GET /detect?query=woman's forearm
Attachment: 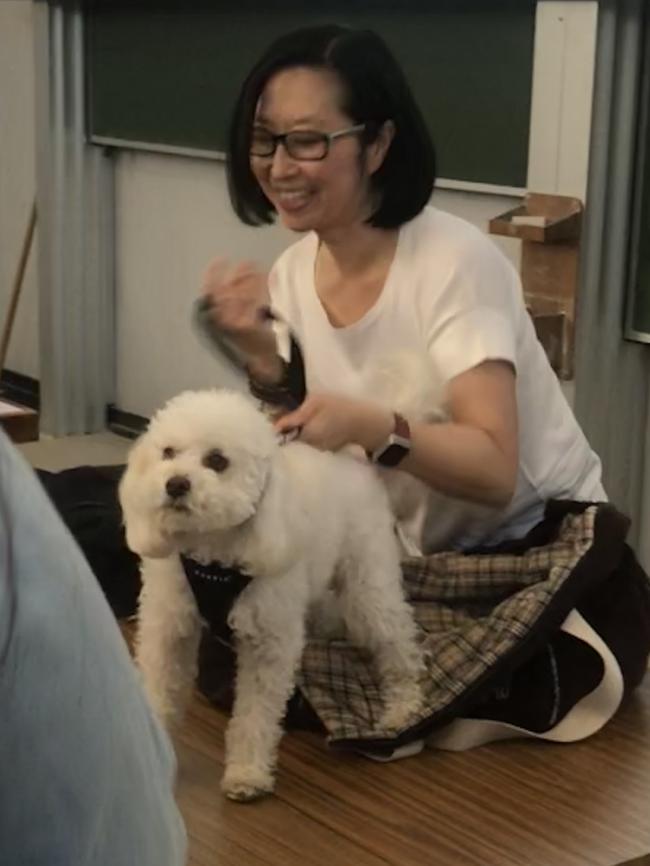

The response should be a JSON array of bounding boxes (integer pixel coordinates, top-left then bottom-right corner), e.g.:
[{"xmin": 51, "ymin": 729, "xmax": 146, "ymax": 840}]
[
  {"xmin": 400, "ymin": 420, "xmax": 517, "ymax": 508},
  {"xmin": 353, "ymin": 408, "xmax": 517, "ymax": 509},
  {"xmin": 352, "ymin": 361, "xmax": 519, "ymax": 509}
]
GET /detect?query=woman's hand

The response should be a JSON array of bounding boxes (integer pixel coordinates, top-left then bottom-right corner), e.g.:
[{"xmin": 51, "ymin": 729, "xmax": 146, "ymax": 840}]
[
  {"xmin": 200, "ymin": 258, "xmax": 280, "ymax": 379},
  {"xmin": 275, "ymin": 394, "xmax": 394, "ymax": 453},
  {"xmin": 273, "ymin": 364, "xmax": 518, "ymax": 509}
]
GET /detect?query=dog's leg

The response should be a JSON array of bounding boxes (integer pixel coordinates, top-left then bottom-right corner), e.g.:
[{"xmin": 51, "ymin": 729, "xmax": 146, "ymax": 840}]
[
  {"xmin": 339, "ymin": 537, "xmax": 424, "ymax": 733},
  {"xmin": 136, "ymin": 554, "xmax": 202, "ymax": 729},
  {"xmin": 221, "ymin": 576, "xmax": 306, "ymax": 802}
]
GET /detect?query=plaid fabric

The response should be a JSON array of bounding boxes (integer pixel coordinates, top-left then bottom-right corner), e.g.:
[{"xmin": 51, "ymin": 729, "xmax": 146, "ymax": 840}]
[{"xmin": 297, "ymin": 503, "xmax": 650, "ymax": 750}]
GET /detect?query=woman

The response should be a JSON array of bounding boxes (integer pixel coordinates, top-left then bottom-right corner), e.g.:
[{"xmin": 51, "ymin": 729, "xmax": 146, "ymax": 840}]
[
  {"xmin": 202, "ymin": 24, "xmax": 604, "ymax": 554},
  {"xmin": 193, "ymin": 24, "xmax": 650, "ymax": 754}
]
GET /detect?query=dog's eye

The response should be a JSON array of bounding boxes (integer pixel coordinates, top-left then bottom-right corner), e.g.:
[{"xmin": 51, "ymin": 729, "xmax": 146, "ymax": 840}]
[
  {"xmin": 162, "ymin": 447, "xmax": 176, "ymax": 460},
  {"xmin": 203, "ymin": 449, "xmax": 229, "ymax": 473}
]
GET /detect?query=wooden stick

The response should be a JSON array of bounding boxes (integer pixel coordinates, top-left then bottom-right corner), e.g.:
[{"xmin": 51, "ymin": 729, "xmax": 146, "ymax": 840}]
[{"xmin": 0, "ymin": 200, "xmax": 37, "ymax": 374}]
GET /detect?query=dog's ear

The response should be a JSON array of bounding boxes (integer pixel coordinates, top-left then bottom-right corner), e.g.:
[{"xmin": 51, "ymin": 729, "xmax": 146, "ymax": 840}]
[
  {"xmin": 119, "ymin": 436, "xmax": 175, "ymax": 559},
  {"xmin": 122, "ymin": 514, "xmax": 175, "ymax": 560}
]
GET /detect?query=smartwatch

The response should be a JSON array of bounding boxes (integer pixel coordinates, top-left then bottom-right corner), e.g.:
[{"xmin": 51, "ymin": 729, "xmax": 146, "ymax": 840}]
[{"xmin": 368, "ymin": 413, "xmax": 411, "ymax": 467}]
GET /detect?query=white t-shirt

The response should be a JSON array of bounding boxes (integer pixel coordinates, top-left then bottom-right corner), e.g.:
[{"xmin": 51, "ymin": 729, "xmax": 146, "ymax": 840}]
[{"xmin": 269, "ymin": 205, "xmax": 605, "ymax": 554}]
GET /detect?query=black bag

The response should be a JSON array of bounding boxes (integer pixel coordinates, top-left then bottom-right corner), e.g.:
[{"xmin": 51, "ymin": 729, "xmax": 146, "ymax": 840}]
[{"xmin": 36, "ymin": 465, "xmax": 141, "ymax": 619}]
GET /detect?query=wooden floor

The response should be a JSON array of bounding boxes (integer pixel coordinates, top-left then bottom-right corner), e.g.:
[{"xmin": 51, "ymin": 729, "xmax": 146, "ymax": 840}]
[{"xmin": 174, "ymin": 677, "xmax": 650, "ymax": 866}]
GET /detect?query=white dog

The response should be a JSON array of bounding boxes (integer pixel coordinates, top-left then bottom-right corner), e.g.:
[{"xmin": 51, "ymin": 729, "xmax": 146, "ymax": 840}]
[{"xmin": 119, "ymin": 389, "xmax": 423, "ymax": 801}]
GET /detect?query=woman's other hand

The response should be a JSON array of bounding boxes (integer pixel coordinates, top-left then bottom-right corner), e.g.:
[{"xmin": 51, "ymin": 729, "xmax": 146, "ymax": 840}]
[{"xmin": 200, "ymin": 258, "xmax": 280, "ymax": 379}]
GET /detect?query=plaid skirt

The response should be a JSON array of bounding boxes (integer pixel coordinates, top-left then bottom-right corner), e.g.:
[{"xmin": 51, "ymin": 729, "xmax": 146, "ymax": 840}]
[{"xmin": 197, "ymin": 500, "xmax": 650, "ymax": 758}]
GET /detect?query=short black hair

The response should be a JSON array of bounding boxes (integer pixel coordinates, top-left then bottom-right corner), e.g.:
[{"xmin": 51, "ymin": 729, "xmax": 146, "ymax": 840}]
[{"xmin": 227, "ymin": 24, "xmax": 436, "ymax": 229}]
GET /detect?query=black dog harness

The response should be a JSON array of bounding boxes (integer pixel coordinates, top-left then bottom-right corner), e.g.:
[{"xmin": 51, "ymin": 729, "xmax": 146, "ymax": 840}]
[
  {"xmin": 185, "ymin": 303, "xmax": 306, "ymax": 636},
  {"xmin": 180, "ymin": 556, "xmax": 252, "ymax": 636}
]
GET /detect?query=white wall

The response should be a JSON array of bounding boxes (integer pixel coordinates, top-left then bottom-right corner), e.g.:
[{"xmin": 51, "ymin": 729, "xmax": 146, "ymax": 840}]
[
  {"xmin": 115, "ymin": 152, "xmax": 292, "ymax": 416},
  {"xmin": 527, "ymin": 1, "xmax": 599, "ymax": 199},
  {"xmin": 0, "ymin": 1, "xmax": 38, "ymax": 378}
]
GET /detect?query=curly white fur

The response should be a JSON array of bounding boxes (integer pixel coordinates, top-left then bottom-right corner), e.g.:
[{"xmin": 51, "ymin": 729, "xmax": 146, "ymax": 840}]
[{"xmin": 119, "ymin": 389, "xmax": 423, "ymax": 801}]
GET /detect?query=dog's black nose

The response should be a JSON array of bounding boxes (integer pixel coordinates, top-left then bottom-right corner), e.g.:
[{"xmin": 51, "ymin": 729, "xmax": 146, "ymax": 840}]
[{"xmin": 166, "ymin": 475, "xmax": 191, "ymax": 499}]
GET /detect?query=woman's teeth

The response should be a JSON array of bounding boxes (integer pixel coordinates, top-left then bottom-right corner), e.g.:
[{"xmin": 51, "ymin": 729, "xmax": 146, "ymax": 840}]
[{"xmin": 276, "ymin": 190, "xmax": 310, "ymax": 206}]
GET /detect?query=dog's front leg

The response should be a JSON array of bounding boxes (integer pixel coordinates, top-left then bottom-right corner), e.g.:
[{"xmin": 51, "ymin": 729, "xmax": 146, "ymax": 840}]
[
  {"xmin": 136, "ymin": 554, "xmax": 202, "ymax": 729},
  {"xmin": 221, "ymin": 577, "xmax": 306, "ymax": 802}
]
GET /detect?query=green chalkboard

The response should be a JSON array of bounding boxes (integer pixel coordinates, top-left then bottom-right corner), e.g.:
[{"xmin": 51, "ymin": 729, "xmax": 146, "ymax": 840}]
[{"xmin": 85, "ymin": 0, "xmax": 536, "ymax": 187}]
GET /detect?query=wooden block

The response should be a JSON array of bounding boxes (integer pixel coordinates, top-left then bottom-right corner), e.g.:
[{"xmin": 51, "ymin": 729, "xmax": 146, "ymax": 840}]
[
  {"xmin": 529, "ymin": 310, "xmax": 573, "ymax": 379},
  {"xmin": 0, "ymin": 398, "xmax": 39, "ymax": 443},
  {"xmin": 521, "ymin": 240, "xmax": 580, "ymax": 310}
]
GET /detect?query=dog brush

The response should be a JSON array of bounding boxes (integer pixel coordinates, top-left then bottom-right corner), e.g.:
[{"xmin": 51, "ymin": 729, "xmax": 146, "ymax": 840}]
[{"xmin": 192, "ymin": 297, "xmax": 302, "ymax": 443}]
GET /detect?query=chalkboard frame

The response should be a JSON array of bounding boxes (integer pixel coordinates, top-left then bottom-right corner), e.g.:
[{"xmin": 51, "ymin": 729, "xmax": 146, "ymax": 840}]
[{"xmin": 625, "ymin": 3, "xmax": 650, "ymax": 343}]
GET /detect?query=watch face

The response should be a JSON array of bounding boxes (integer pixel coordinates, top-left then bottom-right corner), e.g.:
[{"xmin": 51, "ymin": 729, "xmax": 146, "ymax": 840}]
[{"xmin": 376, "ymin": 442, "xmax": 409, "ymax": 467}]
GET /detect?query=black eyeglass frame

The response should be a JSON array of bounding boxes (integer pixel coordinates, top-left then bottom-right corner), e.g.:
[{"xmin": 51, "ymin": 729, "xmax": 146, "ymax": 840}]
[{"xmin": 250, "ymin": 123, "xmax": 366, "ymax": 161}]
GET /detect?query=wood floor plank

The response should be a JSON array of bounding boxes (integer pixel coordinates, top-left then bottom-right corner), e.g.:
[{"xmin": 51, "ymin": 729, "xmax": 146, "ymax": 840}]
[{"xmin": 175, "ymin": 681, "xmax": 650, "ymax": 866}]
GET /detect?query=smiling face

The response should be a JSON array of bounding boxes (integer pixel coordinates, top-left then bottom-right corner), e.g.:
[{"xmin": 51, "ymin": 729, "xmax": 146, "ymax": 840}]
[{"xmin": 250, "ymin": 66, "xmax": 377, "ymax": 237}]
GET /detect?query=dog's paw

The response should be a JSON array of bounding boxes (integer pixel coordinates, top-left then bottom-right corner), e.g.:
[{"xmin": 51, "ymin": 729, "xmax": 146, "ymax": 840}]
[
  {"xmin": 379, "ymin": 684, "xmax": 423, "ymax": 732},
  {"xmin": 221, "ymin": 764, "xmax": 275, "ymax": 802},
  {"xmin": 379, "ymin": 704, "xmax": 415, "ymax": 733}
]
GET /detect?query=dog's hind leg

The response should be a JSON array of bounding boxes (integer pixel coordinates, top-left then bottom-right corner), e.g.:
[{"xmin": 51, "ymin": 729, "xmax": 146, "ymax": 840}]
[
  {"xmin": 136, "ymin": 554, "xmax": 202, "ymax": 729},
  {"xmin": 221, "ymin": 575, "xmax": 306, "ymax": 802},
  {"xmin": 338, "ymin": 534, "xmax": 424, "ymax": 733}
]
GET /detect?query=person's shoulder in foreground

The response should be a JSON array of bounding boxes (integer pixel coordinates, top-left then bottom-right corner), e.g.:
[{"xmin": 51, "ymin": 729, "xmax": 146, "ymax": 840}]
[{"xmin": 0, "ymin": 431, "xmax": 186, "ymax": 866}]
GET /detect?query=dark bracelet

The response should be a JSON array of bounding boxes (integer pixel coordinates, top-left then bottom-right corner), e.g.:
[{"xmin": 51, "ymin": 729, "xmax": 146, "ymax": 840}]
[{"xmin": 247, "ymin": 367, "xmax": 300, "ymax": 410}]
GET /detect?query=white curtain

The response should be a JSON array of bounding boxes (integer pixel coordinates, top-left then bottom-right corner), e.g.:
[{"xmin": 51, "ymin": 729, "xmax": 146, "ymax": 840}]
[
  {"xmin": 33, "ymin": 0, "xmax": 115, "ymax": 435},
  {"xmin": 574, "ymin": 0, "xmax": 650, "ymax": 567}
]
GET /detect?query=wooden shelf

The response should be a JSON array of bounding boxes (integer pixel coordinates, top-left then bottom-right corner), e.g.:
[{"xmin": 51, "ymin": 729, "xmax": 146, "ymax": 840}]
[
  {"xmin": 0, "ymin": 398, "xmax": 39, "ymax": 443},
  {"xmin": 489, "ymin": 192, "xmax": 584, "ymax": 380},
  {"xmin": 489, "ymin": 192, "xmax": 582, "ymax": 243}
]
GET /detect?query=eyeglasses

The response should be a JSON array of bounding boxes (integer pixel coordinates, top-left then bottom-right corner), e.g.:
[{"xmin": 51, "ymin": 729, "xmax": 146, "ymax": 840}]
[{"xmin": 250, "ymin": 124, "xmax": 366, "ymax": 161}]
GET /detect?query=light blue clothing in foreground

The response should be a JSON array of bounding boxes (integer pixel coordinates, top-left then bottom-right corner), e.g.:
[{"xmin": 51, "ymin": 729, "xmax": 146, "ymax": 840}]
[{"xmin": 0, "ymin": 432, "xmax": 186, "ymax": 866}]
